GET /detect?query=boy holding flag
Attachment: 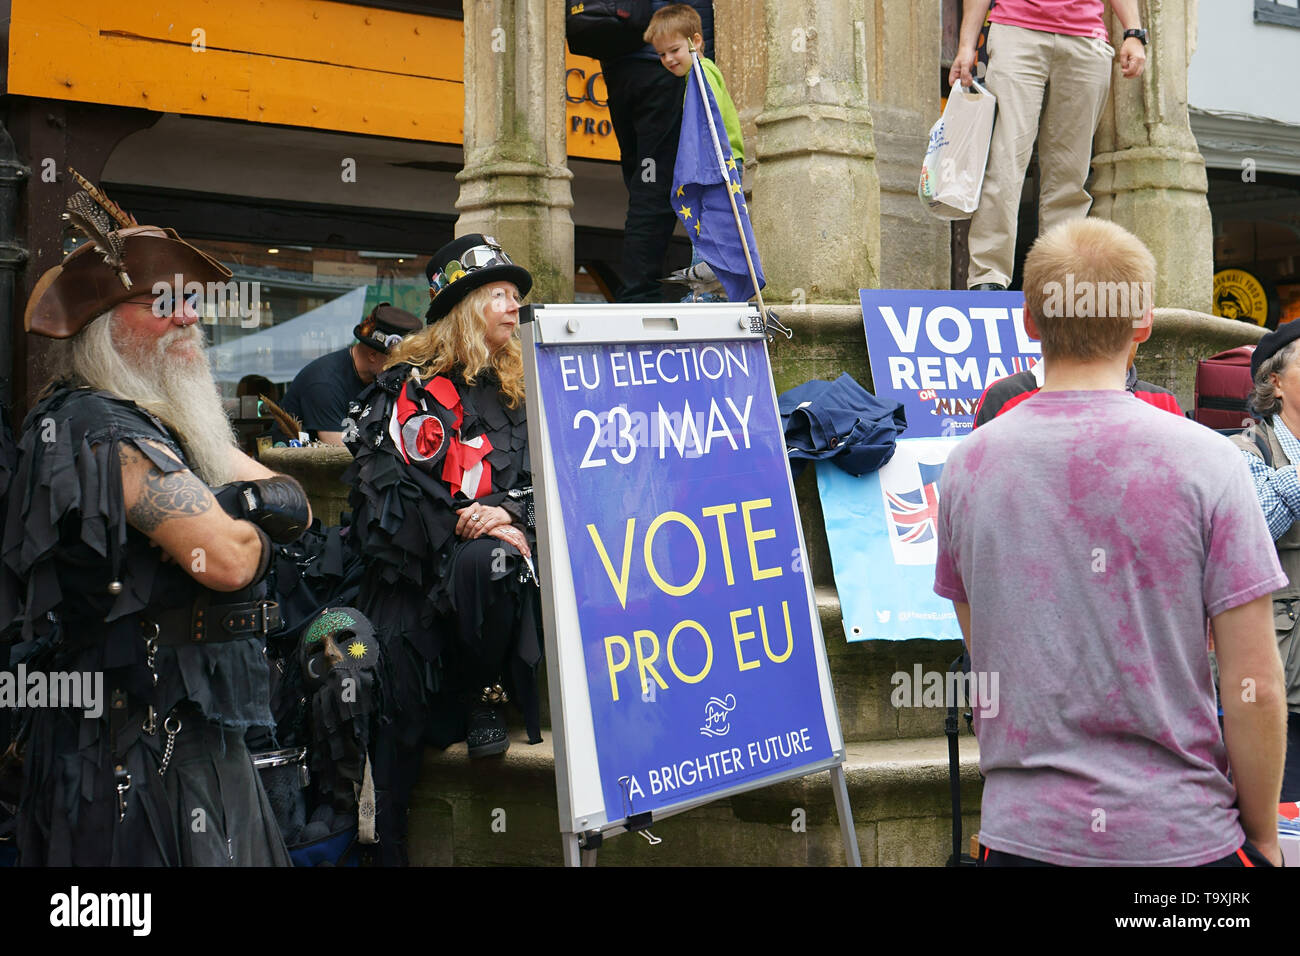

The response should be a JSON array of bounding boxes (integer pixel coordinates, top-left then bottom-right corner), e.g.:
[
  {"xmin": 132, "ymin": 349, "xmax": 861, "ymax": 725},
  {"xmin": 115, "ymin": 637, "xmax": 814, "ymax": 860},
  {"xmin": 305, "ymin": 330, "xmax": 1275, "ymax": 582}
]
[{"xmin": 647, "ymin": 4, "xmax": 764, "ymax": 304}]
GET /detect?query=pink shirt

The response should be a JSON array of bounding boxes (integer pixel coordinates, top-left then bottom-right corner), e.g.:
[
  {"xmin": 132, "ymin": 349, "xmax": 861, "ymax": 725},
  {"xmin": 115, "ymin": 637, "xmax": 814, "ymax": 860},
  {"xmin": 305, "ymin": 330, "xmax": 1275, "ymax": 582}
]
[{"xmin": 989, "ymin": 0, "xmax": 1109, "ymax": 40}]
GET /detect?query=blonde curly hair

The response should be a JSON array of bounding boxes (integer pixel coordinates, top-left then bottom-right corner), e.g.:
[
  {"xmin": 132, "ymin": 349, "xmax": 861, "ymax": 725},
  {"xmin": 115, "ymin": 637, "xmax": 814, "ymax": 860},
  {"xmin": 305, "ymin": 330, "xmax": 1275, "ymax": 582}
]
[{"xmin": 385, "ymin": 283, "xmax": 525, "ymax": 408}]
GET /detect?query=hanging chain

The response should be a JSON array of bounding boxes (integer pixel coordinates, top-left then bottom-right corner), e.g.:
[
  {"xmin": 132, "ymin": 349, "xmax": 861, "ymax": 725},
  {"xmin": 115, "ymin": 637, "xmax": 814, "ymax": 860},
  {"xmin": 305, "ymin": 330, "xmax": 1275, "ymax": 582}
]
[
  {"xmin": 114, "ymin": 765, "xmax": 131, "ymax": 822},
  {"xmin": 157, "ymin": 716, "xmax": 182, "ymax": 776},
  {"xmin": 141, "ymin": 622, "xmax": 160, "ymax": 735},
  {"xmin": 142, "ymin": 622, "xmax": 159, "ymax": 686}
]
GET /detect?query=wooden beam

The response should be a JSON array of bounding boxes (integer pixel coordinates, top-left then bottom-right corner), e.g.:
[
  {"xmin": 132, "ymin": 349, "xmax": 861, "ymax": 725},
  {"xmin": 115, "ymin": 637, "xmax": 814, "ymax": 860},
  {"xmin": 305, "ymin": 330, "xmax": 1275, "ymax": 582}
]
[{"xmin": 5, "ymin": 0, "xmax": 619, "ymax": 160}]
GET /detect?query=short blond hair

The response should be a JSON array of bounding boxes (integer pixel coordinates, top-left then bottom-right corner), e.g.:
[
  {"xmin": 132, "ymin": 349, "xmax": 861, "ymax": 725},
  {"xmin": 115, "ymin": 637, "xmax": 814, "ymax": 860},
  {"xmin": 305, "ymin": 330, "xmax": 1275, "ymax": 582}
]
[
  {"xmin": 644, "ymin": 3, "xmax": 702, "ymax": 45},
  {"xmin": 1022, "ymin": 218, "xmax": 1157, "ymax": 362}
]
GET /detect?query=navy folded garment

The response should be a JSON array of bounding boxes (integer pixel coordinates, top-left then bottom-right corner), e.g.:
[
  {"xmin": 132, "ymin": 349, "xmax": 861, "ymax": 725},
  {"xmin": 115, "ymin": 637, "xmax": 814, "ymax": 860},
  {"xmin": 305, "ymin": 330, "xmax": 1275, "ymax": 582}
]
[{"xmin": 778, "ymin": 373, "xmax": 907, "ymax": 478}]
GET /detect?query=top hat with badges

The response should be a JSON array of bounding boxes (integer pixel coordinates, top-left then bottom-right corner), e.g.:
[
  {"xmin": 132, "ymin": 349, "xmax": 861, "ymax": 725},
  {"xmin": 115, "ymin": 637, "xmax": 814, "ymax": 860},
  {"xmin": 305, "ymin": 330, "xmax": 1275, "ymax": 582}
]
[{"xmin": 424, "ymin": 234, "xmax": 532, "ymax": 323}]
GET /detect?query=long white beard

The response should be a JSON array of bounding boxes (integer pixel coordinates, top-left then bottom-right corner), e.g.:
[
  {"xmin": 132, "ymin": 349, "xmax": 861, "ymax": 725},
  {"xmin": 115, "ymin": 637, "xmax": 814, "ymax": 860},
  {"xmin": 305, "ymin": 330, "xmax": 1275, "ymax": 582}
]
[{"xmin": 70, "ymin": 313, "xmax": 236, "ymax": 485}]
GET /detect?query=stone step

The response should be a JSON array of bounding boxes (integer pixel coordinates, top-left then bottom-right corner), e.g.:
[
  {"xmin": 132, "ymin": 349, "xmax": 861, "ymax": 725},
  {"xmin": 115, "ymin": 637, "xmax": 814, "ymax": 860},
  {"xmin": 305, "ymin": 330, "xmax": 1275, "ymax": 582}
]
[
  {"xmin": 404, "ymin": 731, "xmax": 983, "ymax": 866},
  {"xmin": 813, "ymin": 586, "xmax": 971, "ymax": 741}
]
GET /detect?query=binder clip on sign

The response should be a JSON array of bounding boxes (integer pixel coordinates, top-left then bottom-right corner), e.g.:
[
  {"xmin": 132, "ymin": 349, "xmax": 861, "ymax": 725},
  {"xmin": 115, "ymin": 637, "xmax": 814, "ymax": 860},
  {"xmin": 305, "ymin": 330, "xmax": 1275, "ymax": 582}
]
[{"xmin": 918, "ymin": 80, "xmax": 996, "ymax": 221}]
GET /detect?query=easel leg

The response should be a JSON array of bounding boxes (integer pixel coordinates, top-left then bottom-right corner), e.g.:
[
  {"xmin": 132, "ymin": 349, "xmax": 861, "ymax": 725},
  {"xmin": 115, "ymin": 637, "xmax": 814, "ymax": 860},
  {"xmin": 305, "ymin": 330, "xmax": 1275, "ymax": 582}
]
[
  {"xmin": 562, "ymin": 833, "xmax": 581, "ymax": 867},
  {"xmin": 830, "ymin": 765, "xmax": 862, "ymax": 867},
  {"xmin": 581, "ymin": 847, "xmax": 598, "ymax": 867}
]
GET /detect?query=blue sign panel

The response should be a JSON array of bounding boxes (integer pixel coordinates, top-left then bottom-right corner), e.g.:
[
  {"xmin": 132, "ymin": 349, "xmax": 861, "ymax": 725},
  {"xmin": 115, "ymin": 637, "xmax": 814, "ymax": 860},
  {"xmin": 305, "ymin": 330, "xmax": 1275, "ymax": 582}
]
[
  {"xmin": 860, "ymin": 289, "xmax": 1040, "ymax": 439},
  {"xmin": 817, "ymin": 438, "xmax": 963, "ymax": 641},
  {"xmin": 536, "ymin": 339, "xmax": 833, "ymax": 820}
]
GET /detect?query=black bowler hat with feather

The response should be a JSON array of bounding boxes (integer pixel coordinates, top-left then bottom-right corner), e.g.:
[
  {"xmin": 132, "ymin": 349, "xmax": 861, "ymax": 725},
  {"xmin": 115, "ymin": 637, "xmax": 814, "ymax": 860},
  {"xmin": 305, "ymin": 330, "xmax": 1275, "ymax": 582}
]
[{"xmin": 424, "ymin": 234, "xmax": 532, "ymax": 323}]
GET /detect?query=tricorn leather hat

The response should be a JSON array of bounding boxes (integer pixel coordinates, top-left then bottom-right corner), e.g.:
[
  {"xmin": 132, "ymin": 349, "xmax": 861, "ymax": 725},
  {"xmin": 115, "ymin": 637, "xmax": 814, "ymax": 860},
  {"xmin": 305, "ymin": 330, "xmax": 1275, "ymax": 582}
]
[
  {"xmin": 25, "ymin": 173, "xmax": 232, "ymax": 339},
  {"xmin": 25, "ymin": 225, "xmax": 232, "ymax": 339}
]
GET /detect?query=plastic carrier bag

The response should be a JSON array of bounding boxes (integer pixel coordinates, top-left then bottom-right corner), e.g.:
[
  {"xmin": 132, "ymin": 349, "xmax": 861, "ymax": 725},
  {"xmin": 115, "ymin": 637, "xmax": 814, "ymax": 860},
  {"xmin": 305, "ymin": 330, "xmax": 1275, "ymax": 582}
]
[{"xmin": 918, "ymin": 80, "xmax": 997, "ymax": 220}]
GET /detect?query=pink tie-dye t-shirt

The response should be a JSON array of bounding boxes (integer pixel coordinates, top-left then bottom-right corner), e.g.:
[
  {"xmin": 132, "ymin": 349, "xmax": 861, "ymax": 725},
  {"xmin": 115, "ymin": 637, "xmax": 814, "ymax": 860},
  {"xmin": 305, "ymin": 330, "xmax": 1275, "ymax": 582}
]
[{"xmin": 933, "ymin": 390, "xmax": 1285, "ymax": 866}]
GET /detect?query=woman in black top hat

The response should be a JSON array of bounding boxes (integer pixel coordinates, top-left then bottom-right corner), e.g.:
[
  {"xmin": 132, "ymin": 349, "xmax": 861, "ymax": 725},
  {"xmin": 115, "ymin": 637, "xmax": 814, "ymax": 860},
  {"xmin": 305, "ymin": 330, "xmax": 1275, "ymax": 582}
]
[{"xmin": 343, "ymin": 234, "xmax": 541, "ymax": 865}]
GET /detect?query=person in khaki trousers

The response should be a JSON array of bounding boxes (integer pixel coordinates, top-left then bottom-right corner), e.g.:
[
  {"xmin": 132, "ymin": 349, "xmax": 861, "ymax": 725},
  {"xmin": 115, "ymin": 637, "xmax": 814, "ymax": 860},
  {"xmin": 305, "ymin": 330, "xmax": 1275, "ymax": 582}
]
[{"xmin": 949, "ymin": 0, "xmax": 1148, "ymax": 291}]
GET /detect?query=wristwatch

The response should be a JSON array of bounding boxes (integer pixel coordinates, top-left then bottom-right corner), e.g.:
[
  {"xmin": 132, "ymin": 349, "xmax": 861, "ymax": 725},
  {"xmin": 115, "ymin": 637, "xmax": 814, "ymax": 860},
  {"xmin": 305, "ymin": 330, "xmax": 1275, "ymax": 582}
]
[{"xmin": 1123, "ymin": 28, "xmax": 1148, "ymax": 46}]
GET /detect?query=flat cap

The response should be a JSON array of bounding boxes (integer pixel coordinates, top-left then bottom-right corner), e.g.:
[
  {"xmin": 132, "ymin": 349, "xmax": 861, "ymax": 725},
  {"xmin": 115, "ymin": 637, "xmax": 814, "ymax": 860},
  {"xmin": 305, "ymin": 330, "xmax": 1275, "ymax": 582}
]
[{"xmin": 1251, "ymin": 321, "xmax": 1300, "ymax": 380}]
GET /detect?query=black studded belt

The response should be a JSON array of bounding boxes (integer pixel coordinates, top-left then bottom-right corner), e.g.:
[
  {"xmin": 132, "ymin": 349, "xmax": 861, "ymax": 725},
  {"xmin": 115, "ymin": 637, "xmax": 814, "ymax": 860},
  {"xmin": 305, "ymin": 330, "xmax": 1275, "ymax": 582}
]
[{"xmin": 145, "ymin": 598, "xmax": 282, "ymax": 646}]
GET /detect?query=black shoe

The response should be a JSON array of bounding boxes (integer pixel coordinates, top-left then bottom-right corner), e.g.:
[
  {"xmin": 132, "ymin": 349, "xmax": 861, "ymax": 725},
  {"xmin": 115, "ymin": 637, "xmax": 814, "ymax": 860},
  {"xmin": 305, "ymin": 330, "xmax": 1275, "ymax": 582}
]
[
  {"xmin": 466, "ymin": 683, "xmax": 511, "ymax": 758},
  {"xmin": 467, "ymin": 705, "xmax": 509, "ymax": 757},
  {"xmin": 970, "ymin": 282, "xmax": 1007, "ymax": 291}
]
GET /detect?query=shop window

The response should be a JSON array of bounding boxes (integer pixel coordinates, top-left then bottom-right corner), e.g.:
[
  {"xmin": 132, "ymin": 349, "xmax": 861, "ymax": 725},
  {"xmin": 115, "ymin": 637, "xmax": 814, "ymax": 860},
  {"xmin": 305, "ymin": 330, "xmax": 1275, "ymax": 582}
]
[
  {"xmin": 1209, "ymin": 170, "xmax": 1300, "ymax": 329},
  {"xmin": 189, "ymin": 241, "xmax": 429, "ymax": 395}
]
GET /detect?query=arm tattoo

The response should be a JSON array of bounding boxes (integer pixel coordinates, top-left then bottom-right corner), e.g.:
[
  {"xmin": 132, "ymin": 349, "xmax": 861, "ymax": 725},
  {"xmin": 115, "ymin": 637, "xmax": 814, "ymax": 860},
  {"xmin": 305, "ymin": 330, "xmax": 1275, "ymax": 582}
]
[{"xmin": 126, "ymin": 460, "xmax": 214, "ymax": 532}]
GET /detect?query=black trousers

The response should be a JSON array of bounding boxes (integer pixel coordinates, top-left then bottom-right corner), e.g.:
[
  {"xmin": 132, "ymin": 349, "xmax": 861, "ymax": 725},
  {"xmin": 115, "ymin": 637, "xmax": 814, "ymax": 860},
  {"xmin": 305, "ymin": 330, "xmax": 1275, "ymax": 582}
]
[
  {"xmin": 370, "ymin": 538, "xmax": 542, "ymax": 866},
  {"xmin": 982, "ymin": 840, "xmax": 1277, "ymax": 867},
  {"xmin": 1283, "ymin": 711, "xmax": 1300, "ymax": 802},
  {"xmin": 601, "ymin": 57, "xmax": 685, "ymax": 303},
  {"xmin": 371, "ymin": 732, "xmax": 425, "ymax": 867}
]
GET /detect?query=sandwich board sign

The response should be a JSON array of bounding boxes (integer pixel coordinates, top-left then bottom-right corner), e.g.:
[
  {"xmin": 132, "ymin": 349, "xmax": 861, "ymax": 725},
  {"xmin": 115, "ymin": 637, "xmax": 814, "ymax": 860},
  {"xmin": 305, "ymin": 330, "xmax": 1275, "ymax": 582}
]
[{"xmin": 520, "ymin": 302, "xmax": 858, "ymax": 865}]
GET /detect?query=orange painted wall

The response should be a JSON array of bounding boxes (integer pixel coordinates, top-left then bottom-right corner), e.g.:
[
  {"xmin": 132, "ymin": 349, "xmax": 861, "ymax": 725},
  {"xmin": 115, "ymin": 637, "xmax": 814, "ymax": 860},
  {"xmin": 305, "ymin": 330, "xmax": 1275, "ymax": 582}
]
[{"xmin": 5, "ymin": 0, "xmax": 619, "ymax": 161}]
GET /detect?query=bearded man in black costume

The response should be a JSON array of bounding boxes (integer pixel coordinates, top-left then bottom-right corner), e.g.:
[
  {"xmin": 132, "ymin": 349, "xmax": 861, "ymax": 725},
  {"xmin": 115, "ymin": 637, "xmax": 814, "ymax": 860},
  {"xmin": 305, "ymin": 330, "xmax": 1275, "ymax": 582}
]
[{"xmin": 0, "ymin": 183, "xmax": 311, "ymax": 865}]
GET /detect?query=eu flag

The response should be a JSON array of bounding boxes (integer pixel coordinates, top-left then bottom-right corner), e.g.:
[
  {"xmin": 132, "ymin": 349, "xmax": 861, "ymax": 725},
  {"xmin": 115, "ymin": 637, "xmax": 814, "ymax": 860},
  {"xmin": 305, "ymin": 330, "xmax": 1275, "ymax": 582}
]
[{"xmin": 671, "ymin": 59, "xmax": 765, "ymax": 303}]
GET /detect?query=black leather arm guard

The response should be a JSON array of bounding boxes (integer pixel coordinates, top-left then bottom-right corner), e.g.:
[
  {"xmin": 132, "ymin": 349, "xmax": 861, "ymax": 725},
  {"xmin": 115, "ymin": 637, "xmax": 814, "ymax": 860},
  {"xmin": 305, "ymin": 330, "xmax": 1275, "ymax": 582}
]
[{"xmin": 214, "ymin": 475, "xmax": 311, "ymax": 543}]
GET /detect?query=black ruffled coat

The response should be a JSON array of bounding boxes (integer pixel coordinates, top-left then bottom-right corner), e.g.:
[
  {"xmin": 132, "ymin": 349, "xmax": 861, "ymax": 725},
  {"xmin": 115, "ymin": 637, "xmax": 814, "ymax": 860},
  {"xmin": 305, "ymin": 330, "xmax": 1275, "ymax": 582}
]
[{"xmin": 343, "ymin": 364, "xmax": 539, "ymax": 748}]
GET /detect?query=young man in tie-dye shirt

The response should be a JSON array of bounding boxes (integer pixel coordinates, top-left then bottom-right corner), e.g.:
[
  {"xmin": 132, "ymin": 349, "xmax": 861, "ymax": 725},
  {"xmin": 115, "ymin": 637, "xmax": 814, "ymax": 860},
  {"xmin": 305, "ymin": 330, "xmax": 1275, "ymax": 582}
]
[{"xmin": 934, "ymin": 218, "xmax": 1288, "ymax": 866}]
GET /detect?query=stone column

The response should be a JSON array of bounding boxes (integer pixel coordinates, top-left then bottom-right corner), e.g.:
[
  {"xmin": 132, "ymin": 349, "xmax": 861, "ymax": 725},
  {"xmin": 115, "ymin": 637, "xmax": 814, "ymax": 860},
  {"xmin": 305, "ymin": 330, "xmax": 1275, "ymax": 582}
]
[
  {"xmin": 713, "ymin": 1, "xmax": 767, "ymax": 168},
  {"xmin": 1090, "ymin": 0, "xmax": 1211, "ymax": 312},
  {"xmin": 455, "ymin": 0, "xmax": 574, "ymax": 303},
  {"xmin": 862, "ymin": 0, "xmax": 950, "ymax": 290},
  {"xmin": 747, "ymin": 0, "xmax": 881, "ymax": 302}
]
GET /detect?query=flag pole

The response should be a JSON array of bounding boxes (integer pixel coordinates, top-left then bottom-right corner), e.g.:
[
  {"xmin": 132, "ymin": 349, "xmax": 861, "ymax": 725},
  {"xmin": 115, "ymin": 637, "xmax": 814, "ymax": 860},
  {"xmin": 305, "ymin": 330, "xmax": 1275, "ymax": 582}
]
[{"xmin": 688, "ymin": 47, "xmax": 772, "ymax": 328}]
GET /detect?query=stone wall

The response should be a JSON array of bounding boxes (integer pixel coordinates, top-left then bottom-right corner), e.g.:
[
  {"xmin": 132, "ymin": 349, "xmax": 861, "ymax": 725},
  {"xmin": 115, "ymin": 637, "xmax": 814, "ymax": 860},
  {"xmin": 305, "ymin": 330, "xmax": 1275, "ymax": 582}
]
[{"xmin": 260, "ymin": 445, "xmax": 354, "ymax": 527}]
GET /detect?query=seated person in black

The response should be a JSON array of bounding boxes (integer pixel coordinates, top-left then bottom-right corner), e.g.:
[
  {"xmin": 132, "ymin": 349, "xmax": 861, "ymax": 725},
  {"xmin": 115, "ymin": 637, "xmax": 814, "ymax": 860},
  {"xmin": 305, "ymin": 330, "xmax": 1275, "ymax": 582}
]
[
  {"xmin": 345, "ymin": 234, "xmax": 541, "ymax": 865},
  {"xmin": 277, "ymin": 303, "xmax": 421, "ymax": 444}
]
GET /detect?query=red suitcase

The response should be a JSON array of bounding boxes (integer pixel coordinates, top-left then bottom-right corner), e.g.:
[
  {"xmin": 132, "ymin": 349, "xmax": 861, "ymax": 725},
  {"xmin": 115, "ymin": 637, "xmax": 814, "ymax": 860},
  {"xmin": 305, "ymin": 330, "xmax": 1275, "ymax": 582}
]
[{"xmin": 1194, "ymin": 345, "xmax": 1258, "ymax": 430}]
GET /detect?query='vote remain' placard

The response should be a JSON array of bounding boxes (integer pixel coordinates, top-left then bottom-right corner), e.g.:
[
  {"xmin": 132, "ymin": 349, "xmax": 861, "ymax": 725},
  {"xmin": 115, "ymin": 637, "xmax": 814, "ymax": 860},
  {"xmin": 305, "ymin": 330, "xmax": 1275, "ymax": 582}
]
[
  {"xmin": 860, "ymin": 289, "xmax": 1040, "ymax": 438},
  {"xmin": 528, "ymin": 313, "xmax": 842, "ymax": 828}
]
